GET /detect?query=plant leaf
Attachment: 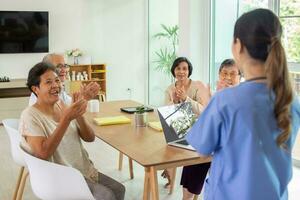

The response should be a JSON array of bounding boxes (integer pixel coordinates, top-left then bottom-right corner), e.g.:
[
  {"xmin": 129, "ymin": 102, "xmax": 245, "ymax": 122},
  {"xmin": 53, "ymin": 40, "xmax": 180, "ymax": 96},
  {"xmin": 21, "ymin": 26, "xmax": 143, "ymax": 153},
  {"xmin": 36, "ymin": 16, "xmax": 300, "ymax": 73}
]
[{"xmin": 152, "ymin": 24, "xmax": 179, "ymax": 76}]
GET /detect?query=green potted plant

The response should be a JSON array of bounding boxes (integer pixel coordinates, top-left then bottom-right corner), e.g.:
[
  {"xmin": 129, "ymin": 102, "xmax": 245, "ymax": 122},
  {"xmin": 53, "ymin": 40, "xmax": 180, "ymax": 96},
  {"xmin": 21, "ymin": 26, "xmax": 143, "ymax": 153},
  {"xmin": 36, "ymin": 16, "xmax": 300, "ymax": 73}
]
[
  {"xmin": 153, "ymin": 24, "xmax": 179, "ymax": 78},
  {"xmin": 135, "ymin": 105, "xmax": 147, "ymax": 127}
]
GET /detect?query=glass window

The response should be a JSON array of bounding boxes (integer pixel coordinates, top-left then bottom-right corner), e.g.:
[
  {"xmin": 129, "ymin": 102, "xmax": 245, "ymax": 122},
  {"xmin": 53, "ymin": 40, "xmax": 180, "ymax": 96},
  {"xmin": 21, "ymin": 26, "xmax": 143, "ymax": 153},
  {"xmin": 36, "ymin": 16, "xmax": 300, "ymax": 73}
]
[
  {"xmin": 279, "ymin": 0, "xmax": 300, "ymax": 95},
  {"xmin": 210, "ymin": 0, "xmax": 238, "ymax": 91},
  {"xmin": 148, "ymin": 0, "xmax": 179, "ymax": 106},
  {"xmin": 148, "ymin": 0, "xmax": 206, "ymax": 106},
  {"xmin": 238, "ymin": 0, "xmax": 269, "ymax": 15},
  {"xmin": 280, "ymin": 0, "xmax": 300, "ymax": 63},
  {"xmin": 210, "ymin": 0, "xmax": 269, "ymax": 91},
  {"xmin": 280, "ymin": 0, "xmax": 300, "ymax": 17},
  {"xmin": 281, "ymin": 17, "xmax": 300, "ymax": 63}
]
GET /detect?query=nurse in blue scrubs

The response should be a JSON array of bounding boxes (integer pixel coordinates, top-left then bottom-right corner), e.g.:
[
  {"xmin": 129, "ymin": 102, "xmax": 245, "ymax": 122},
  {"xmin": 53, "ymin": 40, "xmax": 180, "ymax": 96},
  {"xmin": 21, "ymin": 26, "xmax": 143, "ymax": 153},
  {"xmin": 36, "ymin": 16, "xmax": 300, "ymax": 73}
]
[{"xmin": 186, "ymin": 8, "xmax": 300, "ymax": 200}]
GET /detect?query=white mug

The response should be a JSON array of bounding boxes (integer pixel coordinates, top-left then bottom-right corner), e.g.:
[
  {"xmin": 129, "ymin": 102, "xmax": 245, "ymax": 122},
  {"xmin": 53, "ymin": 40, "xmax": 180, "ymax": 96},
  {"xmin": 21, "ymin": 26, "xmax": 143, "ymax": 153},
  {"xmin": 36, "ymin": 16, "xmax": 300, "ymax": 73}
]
[{"xmin": 88, "ymin": 99, "xmax": 100, "ymax": 113}]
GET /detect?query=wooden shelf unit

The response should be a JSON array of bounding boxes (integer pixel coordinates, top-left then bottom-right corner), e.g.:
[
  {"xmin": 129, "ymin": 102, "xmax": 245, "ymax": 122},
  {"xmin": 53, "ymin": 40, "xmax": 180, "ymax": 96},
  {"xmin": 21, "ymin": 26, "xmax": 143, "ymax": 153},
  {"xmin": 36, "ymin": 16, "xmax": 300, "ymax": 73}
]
[{"xmin": 66, "ymin": 64, "xmax": 106, "ymax": 96}]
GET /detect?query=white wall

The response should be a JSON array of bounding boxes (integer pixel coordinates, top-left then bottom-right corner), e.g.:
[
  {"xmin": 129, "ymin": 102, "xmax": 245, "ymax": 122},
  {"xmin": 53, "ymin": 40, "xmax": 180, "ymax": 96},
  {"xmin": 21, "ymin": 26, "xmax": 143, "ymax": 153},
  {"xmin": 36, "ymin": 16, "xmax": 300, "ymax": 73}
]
[
  {"xmin": 87, "ymin": 0, "xmax": 147, "ymax": 103},
  {"xmin": 0, "ymin": 0, "xmax": 147, "ymax": 103},
  {"xmin": 178, "ymin": 0, "xmax": 211, "ymax": 84},
  {"xmin": 0, "ymin": 0, "xmax": 86, "ymax": 78},
  {"xmin": 0, "ymin": 0, "xmax": 212, "ymax": 103}
]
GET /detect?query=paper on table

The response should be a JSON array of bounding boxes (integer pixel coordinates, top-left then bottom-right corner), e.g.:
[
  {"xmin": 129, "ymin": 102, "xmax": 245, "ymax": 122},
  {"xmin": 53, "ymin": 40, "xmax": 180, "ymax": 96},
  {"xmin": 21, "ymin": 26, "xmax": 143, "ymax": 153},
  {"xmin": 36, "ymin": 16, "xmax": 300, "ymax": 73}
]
[
  {"xmin": 93, "ymin": 116, "xmax": 131, "ymax": 126},
  {"xmin": 148, "ymin": 121, "xmax": 163, "ymax": 132}
]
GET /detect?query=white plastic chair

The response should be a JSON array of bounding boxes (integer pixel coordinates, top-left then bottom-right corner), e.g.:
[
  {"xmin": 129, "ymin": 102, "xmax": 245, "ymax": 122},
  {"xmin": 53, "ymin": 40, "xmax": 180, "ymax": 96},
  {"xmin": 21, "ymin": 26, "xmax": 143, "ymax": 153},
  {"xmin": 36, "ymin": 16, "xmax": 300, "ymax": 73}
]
[
  {"xmin": 3, "ymin": 118, "xmax": 28, "ymax": 200},
  {"xmin": 21, "ymin": 146, "xmax": 95, "ymax": 200}
]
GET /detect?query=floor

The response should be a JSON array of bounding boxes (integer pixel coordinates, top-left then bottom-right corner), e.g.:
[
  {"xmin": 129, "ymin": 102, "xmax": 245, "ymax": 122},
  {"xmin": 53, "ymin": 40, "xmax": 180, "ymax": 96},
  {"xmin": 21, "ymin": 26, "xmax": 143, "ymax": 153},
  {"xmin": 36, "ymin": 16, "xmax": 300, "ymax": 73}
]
[
  {"xmin": 0, "ymin": 126, "xmax": 193, "ymax": 200},
  {"xmin": 0, "ymin": 125, "xmax": 299, "ymax": 200}
]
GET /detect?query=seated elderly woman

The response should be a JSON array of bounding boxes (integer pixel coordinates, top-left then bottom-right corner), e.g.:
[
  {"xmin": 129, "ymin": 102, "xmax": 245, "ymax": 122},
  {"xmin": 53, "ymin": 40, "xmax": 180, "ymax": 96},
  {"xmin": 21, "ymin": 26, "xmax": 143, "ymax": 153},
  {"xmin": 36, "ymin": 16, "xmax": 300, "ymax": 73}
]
[
  {"xmin": 19, "ymin": 62, "xmax": 125, "ymax": 200},
  {"xmin": 164, "ymin": 57, "xmax": 211, "ymax": 200},
  {"xmin": 216, "ymin": 58, "xmax": 241, "ymax": 90},
  {"xmin": 164, "ymin": 57, "xmax": 241, "ymax": 200}
]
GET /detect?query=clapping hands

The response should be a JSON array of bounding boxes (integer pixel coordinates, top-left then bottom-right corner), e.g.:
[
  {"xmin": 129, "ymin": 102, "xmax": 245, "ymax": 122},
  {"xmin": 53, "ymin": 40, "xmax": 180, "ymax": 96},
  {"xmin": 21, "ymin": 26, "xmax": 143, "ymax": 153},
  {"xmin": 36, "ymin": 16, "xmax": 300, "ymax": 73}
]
[
  {"xmin": 80, "ymin": 82, "xmax": 100, "ymax": 101},
  {"xmin": 63, "ymin": 92, "xmax": 87, "ymax": 122},
  {"xmin": 173, "ymin": 85, "xmax": 187, "ymax": 103},
  {"xmin": 216, "ymin": 79, "xmax": 233, "ymax": 91}
]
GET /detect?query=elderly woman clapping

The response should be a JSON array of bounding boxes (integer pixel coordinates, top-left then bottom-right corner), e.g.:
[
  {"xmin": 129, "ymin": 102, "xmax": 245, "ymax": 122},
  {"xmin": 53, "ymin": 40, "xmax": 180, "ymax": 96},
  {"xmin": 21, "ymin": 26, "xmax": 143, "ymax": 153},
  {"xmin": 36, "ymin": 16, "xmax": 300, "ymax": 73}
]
[{"xmin": 20, "ymin": 62, "xmax": 125, "ymax": 200}]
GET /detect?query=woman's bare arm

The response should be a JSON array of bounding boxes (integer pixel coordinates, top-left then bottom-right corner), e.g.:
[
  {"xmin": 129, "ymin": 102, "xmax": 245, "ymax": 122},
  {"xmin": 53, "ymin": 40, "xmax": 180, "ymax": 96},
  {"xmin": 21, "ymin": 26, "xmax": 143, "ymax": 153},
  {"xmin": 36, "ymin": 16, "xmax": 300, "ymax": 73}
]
[
  {"xmin": 76, "ymin": 116, "xmax": 95, "ymax": 142},
  {"xmin": 26, "ymin": 99, "xmax": 87, "ymax": 160}
]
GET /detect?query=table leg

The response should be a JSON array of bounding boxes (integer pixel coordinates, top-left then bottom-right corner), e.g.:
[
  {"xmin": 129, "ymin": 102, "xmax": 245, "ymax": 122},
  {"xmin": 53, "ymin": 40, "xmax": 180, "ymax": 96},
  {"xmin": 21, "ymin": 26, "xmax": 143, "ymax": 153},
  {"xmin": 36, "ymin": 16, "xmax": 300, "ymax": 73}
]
[
  {"xmin": 149, "ymin": 166, "xmax": 159, "ymax": 200},
  {"xmin": 143, "ymin": 167, "xmax": 150, "ymax": 200}
]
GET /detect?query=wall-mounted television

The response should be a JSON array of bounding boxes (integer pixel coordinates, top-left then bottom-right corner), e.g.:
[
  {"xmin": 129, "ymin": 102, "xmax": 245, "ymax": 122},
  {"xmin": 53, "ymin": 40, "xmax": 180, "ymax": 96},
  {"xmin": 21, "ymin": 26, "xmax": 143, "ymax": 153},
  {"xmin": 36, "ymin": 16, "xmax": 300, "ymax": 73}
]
[{"xmin": 0, "ymin": 11, "xmax": 49, "ymax": 53}]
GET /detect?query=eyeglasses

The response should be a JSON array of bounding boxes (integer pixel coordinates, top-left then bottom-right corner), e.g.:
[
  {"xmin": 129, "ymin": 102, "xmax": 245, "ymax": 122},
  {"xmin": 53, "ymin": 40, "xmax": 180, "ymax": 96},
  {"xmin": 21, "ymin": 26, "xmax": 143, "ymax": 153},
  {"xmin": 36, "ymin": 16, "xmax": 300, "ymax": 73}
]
[
  {"xmin": 55, "ymin": 64, "xmax": 70, "ymax": 74},
  {"xmin": 56, "ymin": 63, "xmax": 70, "ymax": 69},
  {"xmin": 220, "ymin": 71, "xmax": 239, "ymax": 79}
]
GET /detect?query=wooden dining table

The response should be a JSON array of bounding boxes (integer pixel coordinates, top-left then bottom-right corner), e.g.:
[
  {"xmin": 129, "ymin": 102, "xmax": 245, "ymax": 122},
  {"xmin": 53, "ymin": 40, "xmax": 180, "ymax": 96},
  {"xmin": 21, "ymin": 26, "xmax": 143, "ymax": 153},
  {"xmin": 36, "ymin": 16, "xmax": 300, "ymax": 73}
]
[{"xmin": 85, "ymin": 100, "xmax": 211, "ymax": 200}]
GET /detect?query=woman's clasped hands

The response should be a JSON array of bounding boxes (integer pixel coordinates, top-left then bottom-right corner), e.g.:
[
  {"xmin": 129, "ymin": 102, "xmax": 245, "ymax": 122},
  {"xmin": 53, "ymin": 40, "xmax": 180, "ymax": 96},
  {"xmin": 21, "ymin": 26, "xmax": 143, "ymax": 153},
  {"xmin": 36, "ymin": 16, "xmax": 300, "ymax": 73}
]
[
  {"xmin": 63, "ymin": 92, "xmax": 88, "ymax": 122},
  {"xmin": 173, "ymin": 85, "xmax": 187, "ymax": 103}
]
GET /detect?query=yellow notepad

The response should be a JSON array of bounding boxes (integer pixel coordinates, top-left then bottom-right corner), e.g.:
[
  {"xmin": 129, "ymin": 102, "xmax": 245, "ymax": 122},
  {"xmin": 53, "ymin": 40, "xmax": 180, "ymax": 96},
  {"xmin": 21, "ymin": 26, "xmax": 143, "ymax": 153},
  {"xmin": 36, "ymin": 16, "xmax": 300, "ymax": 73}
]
[
  {"xmin": 93, "ymin": 116, "xmax": 131, "ymax": 126},
  {"xmin": 148, "ymin": 121, "xmax": 163, "ymax": 132}
]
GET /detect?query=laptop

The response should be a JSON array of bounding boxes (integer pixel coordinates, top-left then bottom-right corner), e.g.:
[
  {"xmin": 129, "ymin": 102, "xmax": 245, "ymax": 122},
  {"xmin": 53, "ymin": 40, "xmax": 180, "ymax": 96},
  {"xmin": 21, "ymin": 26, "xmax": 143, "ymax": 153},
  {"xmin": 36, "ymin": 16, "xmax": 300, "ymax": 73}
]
[{"xmin": 157, "ymin": 102, "xmax": 196, "ymax": 151}]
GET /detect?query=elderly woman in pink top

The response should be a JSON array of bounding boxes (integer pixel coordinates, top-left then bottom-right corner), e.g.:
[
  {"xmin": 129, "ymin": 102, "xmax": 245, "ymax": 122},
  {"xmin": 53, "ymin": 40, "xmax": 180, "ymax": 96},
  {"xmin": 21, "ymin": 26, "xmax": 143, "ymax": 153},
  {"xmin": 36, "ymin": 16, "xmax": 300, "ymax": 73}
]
[
  {"xmin": 165, "ymin": 57, "xmax": 210, "ymax": 115},
  {"xmin": 164, "ymin": 57, "xmax": 211, "ymax": 200}
]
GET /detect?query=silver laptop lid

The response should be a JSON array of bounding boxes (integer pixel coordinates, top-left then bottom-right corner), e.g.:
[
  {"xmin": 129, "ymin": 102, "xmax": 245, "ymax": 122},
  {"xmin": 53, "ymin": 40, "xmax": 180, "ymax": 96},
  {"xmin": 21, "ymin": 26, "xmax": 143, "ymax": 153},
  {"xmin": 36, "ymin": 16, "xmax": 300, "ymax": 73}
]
[{"xmin": 157, "ymin": 102, "xmax": 196, "ymax": 144}]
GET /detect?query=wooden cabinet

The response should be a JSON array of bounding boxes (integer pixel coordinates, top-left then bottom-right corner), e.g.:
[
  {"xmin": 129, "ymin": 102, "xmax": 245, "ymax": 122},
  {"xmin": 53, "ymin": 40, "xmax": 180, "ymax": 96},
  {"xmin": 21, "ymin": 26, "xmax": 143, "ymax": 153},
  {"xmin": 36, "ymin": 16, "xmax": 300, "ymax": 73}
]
[
  {"xmin": 0, "ymin": 79, "xmax": 30, "ymax": 98},
  {"xmin": 0, "ymin": 97, "xmax": 29, "ymax": 123},
  {"xmin": 0, "ymin": 79, "xmax": 30, "ymax": 123},
  {"xmin": 65, "ymin": 64, "xmax": 106, "ymax": 97}
]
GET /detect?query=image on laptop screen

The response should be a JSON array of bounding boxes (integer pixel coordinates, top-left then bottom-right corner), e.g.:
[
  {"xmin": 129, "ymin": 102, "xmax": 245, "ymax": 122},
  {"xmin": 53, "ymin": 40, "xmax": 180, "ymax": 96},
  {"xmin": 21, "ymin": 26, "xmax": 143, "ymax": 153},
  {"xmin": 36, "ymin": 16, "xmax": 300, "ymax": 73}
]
[{"xmin": 157, "ymin": 102, "xmax": 196, "ymax": 139}]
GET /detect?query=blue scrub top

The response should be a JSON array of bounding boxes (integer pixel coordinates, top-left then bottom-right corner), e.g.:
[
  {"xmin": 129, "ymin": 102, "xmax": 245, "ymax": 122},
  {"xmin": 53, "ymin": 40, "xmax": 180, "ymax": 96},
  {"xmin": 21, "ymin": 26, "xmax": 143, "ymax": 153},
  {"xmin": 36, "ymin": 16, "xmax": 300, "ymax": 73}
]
[{"xmin": 186, "ymin": 81, "xmax": 300, "ymax": 200}]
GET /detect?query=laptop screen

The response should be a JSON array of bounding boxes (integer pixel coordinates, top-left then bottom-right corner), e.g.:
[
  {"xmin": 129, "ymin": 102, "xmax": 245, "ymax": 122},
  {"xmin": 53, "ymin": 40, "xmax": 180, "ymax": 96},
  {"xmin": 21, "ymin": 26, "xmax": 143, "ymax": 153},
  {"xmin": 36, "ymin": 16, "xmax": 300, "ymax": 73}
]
[{"xmin": 157, "ymin": 102, "xmax": 196, "ymax": 139}]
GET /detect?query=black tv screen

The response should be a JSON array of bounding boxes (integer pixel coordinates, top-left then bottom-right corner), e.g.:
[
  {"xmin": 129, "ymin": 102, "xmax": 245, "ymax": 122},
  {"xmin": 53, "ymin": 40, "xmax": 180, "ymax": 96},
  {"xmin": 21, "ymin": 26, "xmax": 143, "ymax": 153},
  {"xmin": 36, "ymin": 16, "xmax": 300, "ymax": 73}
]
[{"xmin": 0, "ymin": 11, "xmax": 49, "ymax": 53}]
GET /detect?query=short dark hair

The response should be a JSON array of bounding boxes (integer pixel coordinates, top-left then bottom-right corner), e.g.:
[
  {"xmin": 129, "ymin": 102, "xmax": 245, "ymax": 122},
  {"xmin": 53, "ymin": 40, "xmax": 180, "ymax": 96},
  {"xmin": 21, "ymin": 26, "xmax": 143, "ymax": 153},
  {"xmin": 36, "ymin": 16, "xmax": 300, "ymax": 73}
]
[
  {"xmin": 218, "ymin": 59, "xmax": 235, "ymax": 73},
  {"xmin": 171, "ymin": 57, "xmax": 193, "ymax": 77},
  {"xmin": 27, "ymin": 62, "xmax": 56, "ymax": 94}
]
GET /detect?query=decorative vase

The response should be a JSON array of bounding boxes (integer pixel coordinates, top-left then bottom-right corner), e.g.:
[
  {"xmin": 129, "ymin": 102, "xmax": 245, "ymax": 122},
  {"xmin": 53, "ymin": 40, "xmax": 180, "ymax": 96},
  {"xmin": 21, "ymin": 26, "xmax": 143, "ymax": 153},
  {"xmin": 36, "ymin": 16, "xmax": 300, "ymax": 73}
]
[
  {"xmin": 74, "ymin": 56, "xmax": 79, "ymax": 65},
  {"xmin": 134, "ymin": 113, "xmax": 147, "ymax": 127}
]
